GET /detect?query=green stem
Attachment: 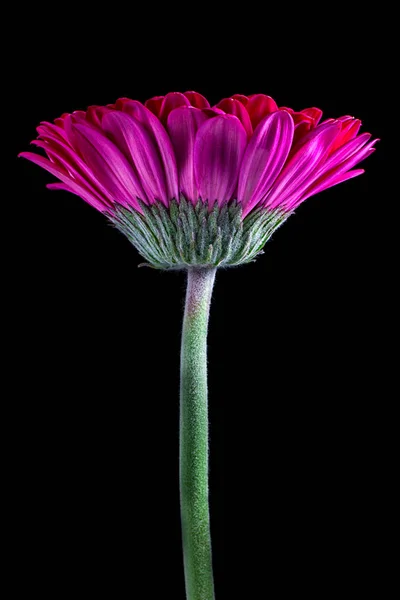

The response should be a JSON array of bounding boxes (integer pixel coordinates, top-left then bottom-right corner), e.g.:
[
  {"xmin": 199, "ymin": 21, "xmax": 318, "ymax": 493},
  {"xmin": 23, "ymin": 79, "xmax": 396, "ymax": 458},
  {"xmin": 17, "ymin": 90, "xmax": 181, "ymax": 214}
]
[{"xmin": 180, "ymin": 267, "xmax": 217, "ymax": 600}]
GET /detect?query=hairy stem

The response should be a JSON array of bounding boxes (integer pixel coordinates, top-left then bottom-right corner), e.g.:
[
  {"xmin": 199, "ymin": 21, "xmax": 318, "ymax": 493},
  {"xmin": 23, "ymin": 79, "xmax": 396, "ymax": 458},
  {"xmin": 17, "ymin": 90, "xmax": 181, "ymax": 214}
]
[{"xmin": 180, "ymin": 267, "xmax": 217, "ymax": 600}]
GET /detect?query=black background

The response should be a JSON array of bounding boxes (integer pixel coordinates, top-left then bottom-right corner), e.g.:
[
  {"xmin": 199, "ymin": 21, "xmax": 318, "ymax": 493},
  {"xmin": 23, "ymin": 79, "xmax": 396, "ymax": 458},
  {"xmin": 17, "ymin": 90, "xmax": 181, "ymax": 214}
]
[{"xmin": 9, "ymin": 8, "xmax": 394, "ymax": 599}]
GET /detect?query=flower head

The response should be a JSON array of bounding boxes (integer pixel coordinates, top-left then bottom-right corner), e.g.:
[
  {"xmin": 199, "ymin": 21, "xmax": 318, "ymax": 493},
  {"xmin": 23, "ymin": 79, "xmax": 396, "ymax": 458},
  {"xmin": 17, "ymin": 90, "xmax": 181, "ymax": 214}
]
[{"xmin": 20, "ymin": 92, "xmax": 377, "ymax": 268}]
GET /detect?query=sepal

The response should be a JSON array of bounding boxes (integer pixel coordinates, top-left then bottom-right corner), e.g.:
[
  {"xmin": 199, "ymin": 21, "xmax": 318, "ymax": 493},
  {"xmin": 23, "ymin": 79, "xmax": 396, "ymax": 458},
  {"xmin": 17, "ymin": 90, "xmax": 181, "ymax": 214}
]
[{"xmin": 109, "ymin": 198, "xmax": 289, "ymax": 269}]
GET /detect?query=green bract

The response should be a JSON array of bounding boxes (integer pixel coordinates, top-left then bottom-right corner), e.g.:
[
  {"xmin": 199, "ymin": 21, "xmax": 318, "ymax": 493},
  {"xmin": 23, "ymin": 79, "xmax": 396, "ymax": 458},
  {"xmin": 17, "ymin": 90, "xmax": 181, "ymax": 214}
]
[{"xmin": 110, "ymin": 197, "xmax": 289, "ymax": 269}]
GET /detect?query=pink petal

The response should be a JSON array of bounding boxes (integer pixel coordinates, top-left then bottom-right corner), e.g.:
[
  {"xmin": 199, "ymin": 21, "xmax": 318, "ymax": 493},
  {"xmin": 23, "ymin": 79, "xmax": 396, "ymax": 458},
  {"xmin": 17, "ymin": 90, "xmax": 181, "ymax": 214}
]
[
  {"xmin": 265, "ymin": 123, "xmax": 341, "ymax": 209},
  {"xmin": 119, "ymin": 100, "xmax": 179, "ymax": 201},
  {"xmin": 86, "ymin": 105, "xmax": 115, "ymax": 128},
  {"xmin": 167, "ymin": 106, "xmax": 208, "ymax": 204},
  {"xmin": 291, "ymin": 137, "xmax": 377, "ymax": 208},
  {"xmin": 216, "ymin": 98, "xmax": 253, "ymax": 138},
  {"xmin": 231, "ymin": 94, "xmax": 249, "ymax": 106},
  {"xmin": 54, "ymin": 114, "xmax": 69, "ymax": 128},
  {"xmin": 144, "ymin": 96, "xmax": 164, "ymax": 117},
  {"xmin": 71, "ymin": 110, "xmax": 86, "ymax": 120},
  {"xmin": 201, "ymin": 107, "xmax": 225, "ymax": 117},
  {"xmin": 344, "ymin": 119, "xmax": 361, "ymax": 139},
  {"xmin": 159, "ymin": 92, "xmax": 190, "ymax": 124},
  {"xmin": 289, "ymin": 119, "xmax": 337, "ymax": 154},
  {"xmin": 184, "ymin": 91, "xmax": 210, "ymax": 109},
  {"xmin": 102, "ymin": 111, "xmax": 168, "ymax": 206},
  {"xmin": 47, "ymin": 182, "xmax": 71, "ymax": 191},
  {"xmin": 19, "ymin": 151, "xmax": 68, "ymax": 178},
  {"xmin": 115, "ymin": 97, "xmax": 132, "ymax": 110},
  {"xmin": 330, "ymin": 118, "xmax": 362, "ymax": 153},
  {"xmin": 238, "ymin": 111, "xmax": 294, "ymax": 215},
  {"xmin": 19, "ymin": 152, "xmax": 109, "ymax": 212},
  {"xmin": 63, "ymin": 112, "xmax": 95, "ymax": 148},
  {"xmin": 300, "ymin": 107, "xmax": 323, "ymax": 126},
  {"xmin": 194, "ymin": 115, "xmax": 247, "ymax": 205},
  {"xmin": 318, "ymin": 168, "xmax": 365, "ymax": 189},
  {"xmin": 292, "ymin": 169, "xmax": 366, "ymax": 208},
  {"xmin": 293, "ymin": 121, "xmax": 313, "ymax": 145},
  {"xmin": 86, "ymin": 106, "xmax": 103, "ymax": 128},
  {"xmin": 314, "ymin": 133, "xmax": 372, "ymax": 175},
  {"xmin": 246, "ymin": 94, "xmax": 278, "ymax": 129},
  {"xmin": 31, "ymin": 138, "xmax": 116, "ymax": 207},
  {"xmin": 72, "ymin": 122, "xmax": 146, "ymax": 210},
  {"xmin": 290, "ymin": 112, "xmax": 314, "ymax": 126},
  {"xmin": 38, "ymin": 122, "xmax": 71, "ymax": 145},
  {"xmin": 61, "ymin": 111, "xmax": 87, "ymax": 138},
  {"xmin": 46, "ymin": 182, "xmax": 110, "ymax": 212},
  {"xmin": 37, "ymin": 127, "xmax": 71, "ymax": 148}
]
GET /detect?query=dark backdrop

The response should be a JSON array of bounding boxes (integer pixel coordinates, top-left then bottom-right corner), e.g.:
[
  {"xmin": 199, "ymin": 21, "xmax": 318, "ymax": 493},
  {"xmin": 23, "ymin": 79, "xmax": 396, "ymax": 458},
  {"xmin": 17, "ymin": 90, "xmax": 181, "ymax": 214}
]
[{"xmin": 10, "ymin": 10, "xmax": 393, "ymax": 599}]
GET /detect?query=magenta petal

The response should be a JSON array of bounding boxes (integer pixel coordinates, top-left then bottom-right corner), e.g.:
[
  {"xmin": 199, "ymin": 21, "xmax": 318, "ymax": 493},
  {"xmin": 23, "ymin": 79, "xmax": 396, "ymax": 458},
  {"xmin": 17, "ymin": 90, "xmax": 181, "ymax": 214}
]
[
  {"xmin": 311, "ymin": 133, "xmax": 372, "ymax": 179},
  {"xmin": 31, "ymin": 135, "xmax": 119, "ymax": 207},
  {"xmin": 291, "ymin": 119, "xmax": 337, "ymax": 152},
  {"xmin": 318, "ymin": 167, "xmax": 365, "ymax": 188},
  {"xmin": 300, "ymin": 107, "xmax": 323, "ymax": 126},
  {"xmin": 102, "ymin": 111, "xmax": 168, "ymax": 206},
  {"xmin": 119, "ymin": 100, "xmax": 179, "ymax": 201},
  {"xmin": 63, "ymin": 112, "xmax": 96, "ymax": 148},
  {"xmin": 231, "ymin": 94, "xmax": 249, "ymax": 106},
  {"xmin": 339, "ymin": 139, "xmax": 376, "ymax": 169},
  {"xmin": 19, "ymin": 152, "xmax": 109, "ymax": 212},
  {"xmin": 345, "ymin": 119, "xmax": 362, "ymax": 139},
  {"xmin": 194, "ymin": 115, "xmax": 247, "ymax": 205},
  {"xmin": 330, "ymin": 118, "xmax": 362, "ymax": 152},
  {"xmin": 265, "ymin": 123, "xmax": 341, "ymax": 209},
  {"xmin": 19, "ymin": 151, "xmax": 67, "ymax": 178},
  {"xmin": 216, "ymin": 98, "xmax": 253, "ymax": 138},
  {"xmin": 292, "ymin": 169, "xmax": 366, "ymax": 208},
  {"xmin": 292, "ymin": 121, "xmax": 313, "ymax": 146},
  {"xmin": 167, "ymin": 107, "xmax": 208, "ymax": 204},
  {"xmin": 38, "ymin": 122, "xmax": 71, "ymax": 145},
  {"xmin": 72, "ymin": 122, "xmax": 146, "ymax": 209},
  {"xmin": 47, "ymin": 182, "xmax": 71, "ymax": 191},
  {"xmin": 86, "ymin": 106, "xmax": 103, "ymax": 128},
  {"xmin": 292, "ymin": 137, "xmax": 377, "ymax": 208},
  {"xmin": 34, "ymin": 141, "xmax": 117, "ymax": 209},
  {"xmin": 184, "ymin": 91, "xmax": 210, "ymax": 109},
  {"xmin": 37, "ymin": 127, "xmax": 70, "ymax": 147},
  {"xmin": 246, "ymin": 94, "xmax": 278, "ymax": 128},
  {"xmin": 86, "ymin": 105, "xmax": 115, "ymax": 128},
  {"xmin": 46, "ymin": 182, "xmax": 109, "ymax": 212},
  {"xmin": 159, "ymin": 92, "xmax": 190, "ymax": 124},
  {"xmin": 201, "ymin": 107, "xmax": 225, "ymax": 118},
  {"xmin": 144, "ymin": 96, "xmax": 164, "ymax": 117},
  {"xmin": 115, "ymin": 97, "xmax": 131, "ymax": 111},
  {"xmin": 54, "ymin": 115, "xmax": 69, "ymax": 128},
  {"xmin": 238, "ymin": 111, "xmax": 294, "ymax": 215}
]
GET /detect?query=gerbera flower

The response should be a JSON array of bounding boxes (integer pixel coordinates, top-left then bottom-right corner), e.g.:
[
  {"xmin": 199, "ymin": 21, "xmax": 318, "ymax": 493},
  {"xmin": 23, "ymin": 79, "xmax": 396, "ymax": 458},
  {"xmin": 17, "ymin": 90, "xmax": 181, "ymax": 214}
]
[
  {"xmin": 20, "ymin": 91, "xmax": 377, "ymax": 600},
  {"xmin": 20, "ymin": 91, "xmax": 376, "ymax": 269}
]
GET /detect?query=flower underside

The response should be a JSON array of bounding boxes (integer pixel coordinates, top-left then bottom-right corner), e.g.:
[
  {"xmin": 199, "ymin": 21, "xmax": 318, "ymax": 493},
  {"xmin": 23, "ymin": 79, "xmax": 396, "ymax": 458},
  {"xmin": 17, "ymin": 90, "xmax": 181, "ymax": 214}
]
[{"xmin": 110, "ymin": 197, "xmax": 288, "ymax": 269}]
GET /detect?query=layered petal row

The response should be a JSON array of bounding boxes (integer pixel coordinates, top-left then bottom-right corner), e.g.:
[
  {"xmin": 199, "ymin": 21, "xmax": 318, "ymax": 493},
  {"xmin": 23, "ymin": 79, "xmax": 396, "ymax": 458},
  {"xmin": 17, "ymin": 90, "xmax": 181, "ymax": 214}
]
[{"xmin": 20, "ymin": 92, "xmax": 377, "ymax": 217}]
